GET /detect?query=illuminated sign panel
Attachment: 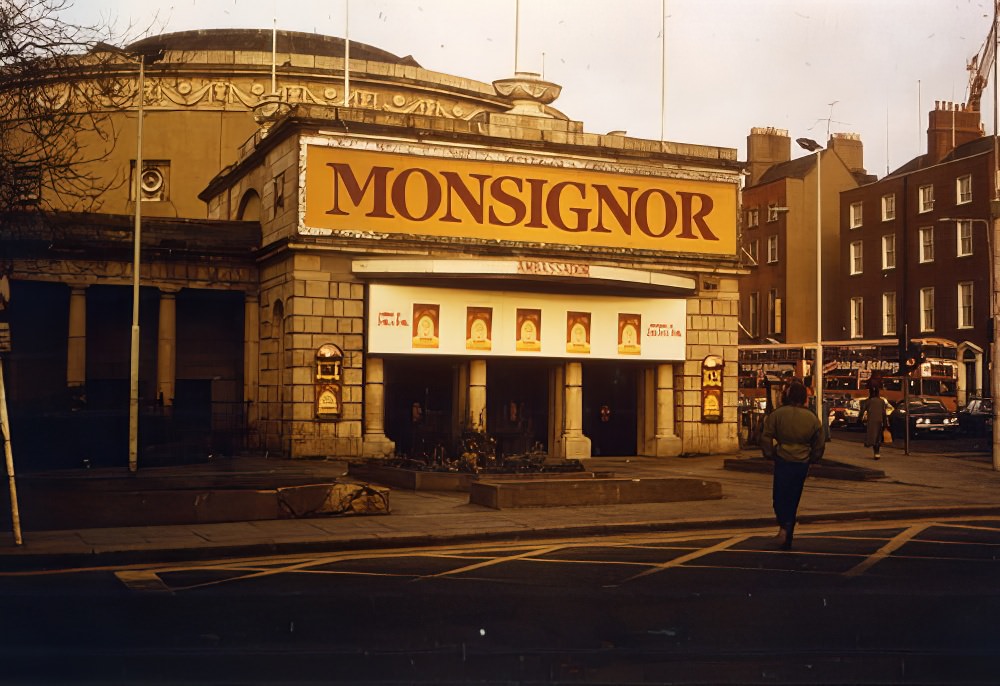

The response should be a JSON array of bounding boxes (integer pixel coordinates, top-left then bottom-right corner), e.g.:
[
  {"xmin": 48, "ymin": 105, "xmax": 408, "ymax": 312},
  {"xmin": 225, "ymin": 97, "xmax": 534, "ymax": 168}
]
[
  {"xmin": 367, "ymin": 285, "xmax": 686, "ymax": 361},
  {"xmin": 304, "ymin": 146, "xmax": 736, "ymax": 255}
]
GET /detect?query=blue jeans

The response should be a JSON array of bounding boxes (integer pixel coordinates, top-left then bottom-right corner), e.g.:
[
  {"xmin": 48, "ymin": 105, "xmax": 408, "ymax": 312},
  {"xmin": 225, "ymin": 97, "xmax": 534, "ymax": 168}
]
[{"xmin": 772, "ymin": 459, "xmax": 810, "ymax": 532}]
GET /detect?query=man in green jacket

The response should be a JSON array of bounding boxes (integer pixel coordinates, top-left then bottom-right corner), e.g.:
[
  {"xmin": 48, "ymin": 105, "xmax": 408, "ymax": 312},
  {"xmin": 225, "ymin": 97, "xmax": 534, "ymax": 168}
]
[{"xmin": 760, "ymin": 380, "xmax": 825, "ymax": 550}]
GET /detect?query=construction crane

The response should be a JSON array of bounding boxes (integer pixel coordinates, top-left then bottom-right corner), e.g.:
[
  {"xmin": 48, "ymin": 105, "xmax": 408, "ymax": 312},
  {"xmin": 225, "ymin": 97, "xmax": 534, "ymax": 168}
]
[{"xmin": 967, "ymin": 2, "xmax": 999, "ymax": 112}]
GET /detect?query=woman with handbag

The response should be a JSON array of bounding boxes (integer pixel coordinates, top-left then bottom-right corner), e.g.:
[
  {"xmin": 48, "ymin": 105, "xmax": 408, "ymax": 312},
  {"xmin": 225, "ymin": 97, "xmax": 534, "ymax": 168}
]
[{"xmin": 862, "ymin": 383, "xmax": 889, "ymax": 460}]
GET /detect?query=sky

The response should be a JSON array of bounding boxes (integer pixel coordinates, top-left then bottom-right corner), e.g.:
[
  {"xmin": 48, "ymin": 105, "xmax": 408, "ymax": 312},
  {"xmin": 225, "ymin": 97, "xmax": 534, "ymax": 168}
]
[{"xmin": 66, "ymin": 0, "xmax": 999, "ymax": 177}]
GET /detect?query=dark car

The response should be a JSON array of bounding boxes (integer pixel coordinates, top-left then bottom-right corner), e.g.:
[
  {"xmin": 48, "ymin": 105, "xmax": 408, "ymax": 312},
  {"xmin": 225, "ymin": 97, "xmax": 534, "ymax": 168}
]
[
  {"xmin": 958, "ymin": 398, "xmax": 993, "ymax": 436},
  {"xmin": 888, "ymin": 398, "xmax": 959, "ymax": 438}
]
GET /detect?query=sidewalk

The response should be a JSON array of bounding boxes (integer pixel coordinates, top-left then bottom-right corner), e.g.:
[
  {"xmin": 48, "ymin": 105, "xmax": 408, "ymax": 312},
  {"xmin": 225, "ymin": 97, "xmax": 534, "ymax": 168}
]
[{"xmin": 2, "ymin": 438, "xmax": 999, "ymax": 570}]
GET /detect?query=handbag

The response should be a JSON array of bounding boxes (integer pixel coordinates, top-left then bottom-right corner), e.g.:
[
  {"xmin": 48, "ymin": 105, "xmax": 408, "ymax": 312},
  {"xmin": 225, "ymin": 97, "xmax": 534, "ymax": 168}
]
[{"xmin": 882, "ymin": 427, "xmax": 893, "ymax": 443}]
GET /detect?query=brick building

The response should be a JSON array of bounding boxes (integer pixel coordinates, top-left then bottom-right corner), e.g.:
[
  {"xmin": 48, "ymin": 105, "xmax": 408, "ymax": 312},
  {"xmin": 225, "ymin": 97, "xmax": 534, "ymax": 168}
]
[
  {"xmin": 739, "ymin": 128, "xmax": 873, "ymax": 348},
  {"xmin": 839, "ymin": 101, "xmax": 994, "ymax": 404}
]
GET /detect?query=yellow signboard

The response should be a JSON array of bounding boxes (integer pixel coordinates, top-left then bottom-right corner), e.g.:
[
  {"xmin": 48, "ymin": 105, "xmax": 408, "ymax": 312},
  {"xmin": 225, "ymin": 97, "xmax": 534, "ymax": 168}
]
[{"xmin": 304, "ymin": 145, "xmax": 736, "ymax": 255}]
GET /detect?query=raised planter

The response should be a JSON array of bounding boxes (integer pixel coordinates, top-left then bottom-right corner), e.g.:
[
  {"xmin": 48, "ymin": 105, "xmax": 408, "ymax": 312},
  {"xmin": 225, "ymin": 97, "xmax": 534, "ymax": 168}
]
[
  {"xmin": 348, "ymin": 462, "xmax": 602, "ymax": 492},
  {"xmin": 9, "ymin": 480, "xmax": 389, "ymax": 531},
  {"xmin": 469, "ymin": 477, "xmax": 723, "ymax": 509}
]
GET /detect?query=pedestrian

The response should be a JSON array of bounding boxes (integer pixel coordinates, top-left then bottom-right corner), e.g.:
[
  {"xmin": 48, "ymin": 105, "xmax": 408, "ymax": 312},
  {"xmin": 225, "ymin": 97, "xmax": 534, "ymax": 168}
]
[
  {"xmin": 861, "ymin": 383, "xmax": 889, "ymax": 460},
  {"xmin": 759, "ymin": 380, "xmax": 825, "ymax": 550}
]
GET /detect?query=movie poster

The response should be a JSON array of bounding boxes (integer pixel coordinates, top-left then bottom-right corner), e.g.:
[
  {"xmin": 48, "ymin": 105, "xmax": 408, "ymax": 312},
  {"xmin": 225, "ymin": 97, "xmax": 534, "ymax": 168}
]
[
  {"xmin": 466, "ymin": 306, "xmax": 493, "ymax": 351},
  {"xmin": 515, "ymin": 308, "xmax": 542, "ymax": 352},
  {"xmin": 565, "ymin": 311, "xmax": 591, "ymax": 354},
  {"xmin": 411, "ymin": 303, "xmax": 440, "ymax": 349}
]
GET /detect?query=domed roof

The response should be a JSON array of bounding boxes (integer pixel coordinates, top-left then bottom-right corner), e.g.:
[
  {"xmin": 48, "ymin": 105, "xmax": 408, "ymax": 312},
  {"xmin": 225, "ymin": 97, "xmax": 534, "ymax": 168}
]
[{"xmin": 128, "ymin": 29, "xmax": 421, "ymax": 67}]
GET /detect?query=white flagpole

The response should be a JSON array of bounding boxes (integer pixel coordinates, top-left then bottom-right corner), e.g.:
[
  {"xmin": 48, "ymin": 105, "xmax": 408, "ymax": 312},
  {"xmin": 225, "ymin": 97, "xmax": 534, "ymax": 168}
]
[
  {"xmin": 271, "ymin": 3, "xmax": 277, "ymax": 94},
  {"xmin": 660, "ymin": 0, "xmax": 667, "ymax": 142},
  {"xmin": 514, "ymin": 0, "xmax": 520, "ymax": 73},
  {"xmin": 343, "ymin": 0, "xmax": 351, "ymax": 107}
]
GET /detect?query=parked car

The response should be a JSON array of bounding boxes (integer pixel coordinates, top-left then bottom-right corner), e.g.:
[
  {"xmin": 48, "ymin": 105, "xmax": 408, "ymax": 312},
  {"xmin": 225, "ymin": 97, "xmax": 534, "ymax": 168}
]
[
  {"xmin": 958, "ymin": 398, "xmax": 993, "ymax": 436},
  {"xmin": 888, "ymin": 398, "xmax": 959, "ymax": 438},
  {"xmin": 828, "ymin": 396, "xmax": 862, "ymax": 429}
]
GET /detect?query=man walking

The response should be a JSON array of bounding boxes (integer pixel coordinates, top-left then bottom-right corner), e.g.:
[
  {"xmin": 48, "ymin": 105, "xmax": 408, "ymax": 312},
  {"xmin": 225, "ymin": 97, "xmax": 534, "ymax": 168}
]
[{"xmin": 759, "ymin": 380, "xmax": 826, "ymax": 550}]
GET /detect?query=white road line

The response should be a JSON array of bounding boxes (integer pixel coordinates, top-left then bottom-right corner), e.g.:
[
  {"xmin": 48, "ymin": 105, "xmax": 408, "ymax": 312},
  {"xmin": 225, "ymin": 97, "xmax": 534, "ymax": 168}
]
[
  {"xmin": 114, "ymin": 570, "xmax": 171, "ymax": 593},
  {"xmin": 623, "ymin": 534, "xmax": 754, "ymax": 581},
  {"xmin": 844, "ymin": 523, "xmax": 933, "ymax": 578},
  {"xmin": 427, "ymin": 544, "xmax": 571, "ymax": 578}
]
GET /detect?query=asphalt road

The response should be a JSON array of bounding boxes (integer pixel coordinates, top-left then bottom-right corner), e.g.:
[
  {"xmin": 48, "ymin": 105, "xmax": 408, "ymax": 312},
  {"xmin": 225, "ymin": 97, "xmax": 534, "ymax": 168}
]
[{"xmin": 2, "ymin": 516, "xmax": 1000, "ymax": 684}]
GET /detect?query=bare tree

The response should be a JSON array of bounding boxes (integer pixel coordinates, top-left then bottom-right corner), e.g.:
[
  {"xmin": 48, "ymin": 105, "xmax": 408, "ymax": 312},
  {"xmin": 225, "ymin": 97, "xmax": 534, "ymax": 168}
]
[{"xmin": 0, "ymin": 0, "xmax": 141, "ymax": 213}]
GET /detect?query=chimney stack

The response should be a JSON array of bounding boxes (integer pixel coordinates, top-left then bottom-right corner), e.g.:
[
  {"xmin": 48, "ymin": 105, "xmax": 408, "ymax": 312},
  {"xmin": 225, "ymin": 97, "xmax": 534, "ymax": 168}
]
[
  {"xmin": 827, "ymin": 132, "xmax": 866, "ymax": 176},
  {"xmin": 927, "ymin": 101, "xmax": 984, "ymax": 164},
  {"xmin": 746, "ymin": 127, "xmax": 790, "ymax": 186}
]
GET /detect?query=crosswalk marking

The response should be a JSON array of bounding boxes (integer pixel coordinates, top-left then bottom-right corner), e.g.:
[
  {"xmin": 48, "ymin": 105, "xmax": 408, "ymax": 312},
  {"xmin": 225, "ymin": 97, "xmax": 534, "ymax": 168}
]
[
  {"xmin": 843, "ymin": 523, "xmax": 932, "ymax": 578},
  {"xmin": 114, "ymin": 570, "xmax": 171, "ymax": 593},
  {"xmin": 623, "ymin": 534, "xmax": 753, "ymax": 581}
]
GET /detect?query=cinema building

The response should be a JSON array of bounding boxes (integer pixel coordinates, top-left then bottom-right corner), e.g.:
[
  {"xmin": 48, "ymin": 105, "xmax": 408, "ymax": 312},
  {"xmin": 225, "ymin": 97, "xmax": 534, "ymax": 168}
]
[{"xmin": 3, "ymin": 30, "xmax": 743, "ymax": 465}]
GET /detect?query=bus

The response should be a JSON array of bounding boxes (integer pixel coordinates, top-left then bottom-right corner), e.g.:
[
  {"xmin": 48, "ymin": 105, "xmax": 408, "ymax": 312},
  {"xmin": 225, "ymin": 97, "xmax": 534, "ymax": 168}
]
[{"xmin": 739, "ymin": 338, "xmax": 959, "ymax": 410}]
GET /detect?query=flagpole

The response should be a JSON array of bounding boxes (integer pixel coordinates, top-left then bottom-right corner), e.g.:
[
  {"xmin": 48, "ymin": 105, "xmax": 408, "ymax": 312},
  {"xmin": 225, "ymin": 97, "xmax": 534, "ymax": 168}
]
[
  {"xmin": 660, "ymin": 0, "xmax": 666, "ymax": 142},
  {"xmin": 343, "ymin": 0, "xmax": 351, "ymax": 107},
  {"xmin": 514, "ymin": 0, "xmax": 520, "ymax": 73}
]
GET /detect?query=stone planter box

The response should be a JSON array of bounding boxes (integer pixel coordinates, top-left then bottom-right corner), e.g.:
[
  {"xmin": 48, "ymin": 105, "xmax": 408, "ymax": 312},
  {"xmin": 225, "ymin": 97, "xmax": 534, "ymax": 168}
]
[{"xmin": 469, "ymin": 477, "xmax": 723, "ymax": 509}]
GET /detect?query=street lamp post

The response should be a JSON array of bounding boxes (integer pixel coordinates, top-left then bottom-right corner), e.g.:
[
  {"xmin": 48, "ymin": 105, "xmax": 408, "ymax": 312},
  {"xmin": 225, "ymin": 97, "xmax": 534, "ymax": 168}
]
[
  {"xmin": 797, "ymin": 137, "xmax": 825, "ymax": 425},
  {"xmin": 939, "ymin": 216, "xmax": 1000, "ymax": 471},
  {"xmin": 126, "ymin": 52, "xmax": 151, "ymax": 473},
  {"xmin": 96, "ymin": 43, "xmax": 163, "ymax": 472}
]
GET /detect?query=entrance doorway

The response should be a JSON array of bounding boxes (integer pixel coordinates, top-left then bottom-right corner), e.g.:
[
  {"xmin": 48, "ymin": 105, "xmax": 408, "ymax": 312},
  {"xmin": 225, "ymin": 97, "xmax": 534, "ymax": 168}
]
[
  {"xmin": 583, "ymin": 363, "xmax": 638, "ymax": 456},
  {"xmin": 384, "ymin": 357, "xmax": 456, "ymax": 459},
  {"xmin": 963, "ymin": 348, "xmax": 980, "ymax": 403},
  {"xmin": 486, "ymin": 359, "xmax": 550, "ymax": 459}
]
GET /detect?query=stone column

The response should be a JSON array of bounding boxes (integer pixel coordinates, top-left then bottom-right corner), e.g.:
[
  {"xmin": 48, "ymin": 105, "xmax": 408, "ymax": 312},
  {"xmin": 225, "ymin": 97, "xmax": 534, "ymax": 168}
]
[
  {"xmin": 243, "ymin": 293, "xmax": 260, "ymax": 435},
  {"xmin": 653, "ymin": 363, "xmax": 682, "ymax": 456},
  {"xmin": 362, "ymin": 356, "xmax": 395, "ymax": 458},
  {"xmin": 548, "ymin": 365, "xmax": 564, "ymax": 458},
  {"xmin": 156, "ymin": 290, "xmax": 177, "ymax": 406},
  {"xmin": 559, "ymin": 361, "xmax": 591, "ymax": 459},
  {"xmin": 66, "ymin": 286, "xmax": 87, "ymax": 390},
  {"xmin": 468, "ymin": 359, "xmax": 487, "ymax": 432}
]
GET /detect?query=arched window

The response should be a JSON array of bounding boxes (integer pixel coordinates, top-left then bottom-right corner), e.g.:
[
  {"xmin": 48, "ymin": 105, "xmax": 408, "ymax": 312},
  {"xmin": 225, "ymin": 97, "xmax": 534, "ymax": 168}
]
[{"xmin": 237, "ymin": 189, "xmax": 261, "ymax": 221}]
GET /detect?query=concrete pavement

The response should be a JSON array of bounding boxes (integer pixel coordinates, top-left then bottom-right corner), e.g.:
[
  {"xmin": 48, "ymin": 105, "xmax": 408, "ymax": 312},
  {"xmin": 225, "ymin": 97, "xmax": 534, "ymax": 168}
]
[{"xmin": 2, "ymin": 437, "xmax": 999, "ymax": 570}]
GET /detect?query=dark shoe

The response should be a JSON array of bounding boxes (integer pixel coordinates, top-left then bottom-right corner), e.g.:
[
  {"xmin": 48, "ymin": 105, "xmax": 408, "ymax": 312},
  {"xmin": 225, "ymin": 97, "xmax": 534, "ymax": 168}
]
[{"xmin": 772, "ymin": 527, "xmax": 791, "ymax": 550}]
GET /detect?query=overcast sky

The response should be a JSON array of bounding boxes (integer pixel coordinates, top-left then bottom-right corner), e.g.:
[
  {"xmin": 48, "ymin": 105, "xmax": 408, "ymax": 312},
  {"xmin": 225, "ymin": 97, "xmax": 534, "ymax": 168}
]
[{"xmin": 68, "ymin": 0, "xmax": 997, "ymax": 177}]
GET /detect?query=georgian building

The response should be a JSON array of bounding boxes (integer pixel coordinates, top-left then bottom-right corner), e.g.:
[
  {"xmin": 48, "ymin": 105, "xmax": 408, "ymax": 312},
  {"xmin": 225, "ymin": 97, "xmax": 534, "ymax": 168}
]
[
  {"xmin": 738, "ymin": 128, "xmax": 872, "ymax": 348},
  {"xmin": 2, "ymin": 29, "xmax": 745, "ymax": 468},
  {"xmin": 839, "ymin": 102, "xmax": 994, "ymax": 404}
]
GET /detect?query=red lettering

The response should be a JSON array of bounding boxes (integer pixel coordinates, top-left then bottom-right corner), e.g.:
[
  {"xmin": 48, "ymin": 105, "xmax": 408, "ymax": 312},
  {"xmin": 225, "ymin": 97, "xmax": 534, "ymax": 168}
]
[
  {"xmin": 326, "ymin": 163, "xmax": 394, "ymax": 218},
  {"xmin": 488, "ymin": 176, "xmax": 527, "ymax": 226},
  {"xmin": 525, "ymin": 178, "xmax": 548, "ymax": 228},
  {"xmin": 391, "ymin": 168, "xmax": 442, "ymax": 221},
  {"xmin": 635, "ymin": 188, "xmax": 678, "ymax": 238},
  {"xmin": 440, "ymin": 171, "xmax": 489, "ymax": 223},
  {"xmin": 546, "ymin": 181, "xmax": 590, "ymax": 232},
  {"xmin": 676, "ymin": 191, "xmax": 718, "ymax": 240},
  {"xmin": 592, "ymin": 184, "xmax": 635, "ymax": 234}
]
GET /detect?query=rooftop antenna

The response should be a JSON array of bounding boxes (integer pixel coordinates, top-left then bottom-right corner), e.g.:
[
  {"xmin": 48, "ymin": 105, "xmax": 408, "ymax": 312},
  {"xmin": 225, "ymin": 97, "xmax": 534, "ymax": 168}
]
[{"xmin": 807, "ymin": 100, "xmax": 847, "ymax": 145}]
